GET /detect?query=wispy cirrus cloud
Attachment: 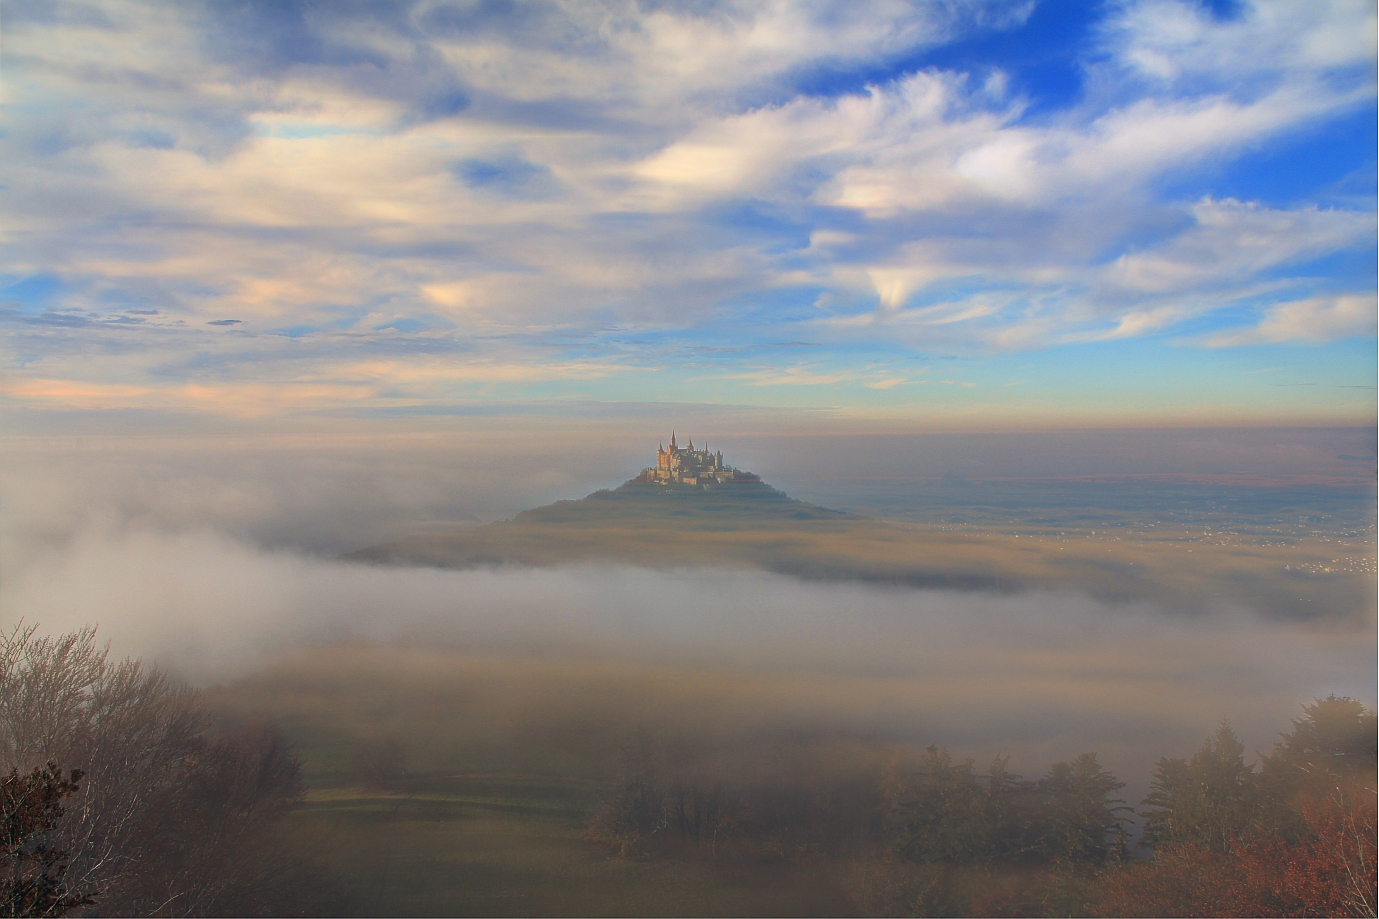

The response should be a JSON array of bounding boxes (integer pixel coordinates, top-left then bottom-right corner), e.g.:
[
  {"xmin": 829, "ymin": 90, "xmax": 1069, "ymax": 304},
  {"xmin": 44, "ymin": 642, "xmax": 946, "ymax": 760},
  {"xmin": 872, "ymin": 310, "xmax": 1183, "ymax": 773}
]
[{"xmin": 1205, "ymin": 294, "xmax": 1379, "ymax": 347}]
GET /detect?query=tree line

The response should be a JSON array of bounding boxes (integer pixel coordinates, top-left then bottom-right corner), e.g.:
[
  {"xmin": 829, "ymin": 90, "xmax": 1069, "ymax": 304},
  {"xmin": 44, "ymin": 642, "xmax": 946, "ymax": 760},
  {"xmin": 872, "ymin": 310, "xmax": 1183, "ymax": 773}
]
[{"xmin": 588, "ymin": 698, "xmax": 1377, "ymax": 917}]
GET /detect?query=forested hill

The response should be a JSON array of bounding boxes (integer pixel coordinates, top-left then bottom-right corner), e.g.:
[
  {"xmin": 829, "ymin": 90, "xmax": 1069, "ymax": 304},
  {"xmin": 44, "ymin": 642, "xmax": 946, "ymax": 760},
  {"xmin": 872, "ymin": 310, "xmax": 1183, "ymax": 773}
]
[{"xmin": 512, "ymin": 480, "xmax": 855, "ymax": 526}]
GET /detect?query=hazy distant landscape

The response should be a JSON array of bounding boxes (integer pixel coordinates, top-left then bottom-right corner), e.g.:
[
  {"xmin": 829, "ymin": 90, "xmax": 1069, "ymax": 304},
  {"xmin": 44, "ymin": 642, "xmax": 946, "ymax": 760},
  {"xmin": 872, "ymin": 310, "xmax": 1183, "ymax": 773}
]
[{"xmin": 351, "ymin": 476, "xmax": 1375, "ymax": 619}]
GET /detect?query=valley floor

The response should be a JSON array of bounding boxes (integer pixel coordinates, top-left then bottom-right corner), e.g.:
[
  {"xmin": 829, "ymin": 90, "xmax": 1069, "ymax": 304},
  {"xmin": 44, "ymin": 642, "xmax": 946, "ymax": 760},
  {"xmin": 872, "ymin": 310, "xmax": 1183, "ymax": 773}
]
[{"xmin": 291, "ymin": 776, "xmax": 854, "ymax": 917}]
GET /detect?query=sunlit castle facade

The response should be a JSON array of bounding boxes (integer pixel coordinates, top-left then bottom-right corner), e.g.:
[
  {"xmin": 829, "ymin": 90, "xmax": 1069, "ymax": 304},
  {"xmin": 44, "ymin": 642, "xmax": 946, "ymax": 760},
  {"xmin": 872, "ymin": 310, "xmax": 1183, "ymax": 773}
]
[{"xmin": 634, "ymin": 433, "xmax": 760, "ymax": 487}]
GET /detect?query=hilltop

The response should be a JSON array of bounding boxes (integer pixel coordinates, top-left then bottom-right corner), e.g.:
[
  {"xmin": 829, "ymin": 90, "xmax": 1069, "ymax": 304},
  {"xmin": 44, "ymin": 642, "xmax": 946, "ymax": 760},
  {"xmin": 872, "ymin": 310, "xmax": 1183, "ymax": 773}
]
[{"xmin": 513, "ymin": 480, "xmax": 853, "ymax": 526}]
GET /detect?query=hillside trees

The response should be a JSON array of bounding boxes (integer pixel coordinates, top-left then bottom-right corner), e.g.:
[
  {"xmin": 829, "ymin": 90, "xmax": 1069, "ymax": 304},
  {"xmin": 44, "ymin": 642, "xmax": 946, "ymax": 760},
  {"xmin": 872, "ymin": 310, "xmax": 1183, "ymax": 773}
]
[
  {"xmin": 1140, "ymin": 721, "xmax": 1260, "ymax": 851},
  {"xmin": 1261, "ymin": 695, "xmax": 1377, "ymax": 807},
  {"xmin": 891, "ymin": 746, "xmax": 989, "ymax": 863},
  {"xmin": 587, "ymin": 701, "xmax": 1374, "ymax": 917},
  {"xmin": 0, "ymin": 625, "xmax": 328, "ymax": 917},
  {"xmin": 587, "ymin": 729, "xmax": 881, "ymax": 862},
  {"xmin": 1100, "ymin": 699, "xmax": 1378, "ymax": 918},
  {"xmin": 1037, "ymin": 753, "xmax": 1131, "ymax": 864},
  {"xmin": 349, "ymin": 730, "xmax": 408, "ymax": 790},
  {"xmin": 889, "ymin": 746, "xmax": 1129, "ymax": 867},
  {"xmin": 1098, "ymin": 793, "xmax": 1378, "ymax": 918}
]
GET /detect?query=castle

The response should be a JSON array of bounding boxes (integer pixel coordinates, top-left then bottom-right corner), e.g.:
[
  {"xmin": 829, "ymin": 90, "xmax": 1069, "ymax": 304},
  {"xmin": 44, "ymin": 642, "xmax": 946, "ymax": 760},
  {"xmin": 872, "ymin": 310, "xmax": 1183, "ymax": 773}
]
[{"xmin": 633, "ymin": 433, "xmax": 760, "ymax": 487}]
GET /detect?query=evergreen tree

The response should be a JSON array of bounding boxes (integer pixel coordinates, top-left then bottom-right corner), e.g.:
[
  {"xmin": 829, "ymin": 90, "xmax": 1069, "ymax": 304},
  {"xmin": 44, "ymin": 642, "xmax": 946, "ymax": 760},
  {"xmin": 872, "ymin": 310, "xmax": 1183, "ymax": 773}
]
[
  {"xmin": 1035, "ymin": 753, "xmax": 1131, "ymax": 864},
  {"xmin": 894, "ymin": 745, "xmax": 988, "ymax": 863},
  {"xmin": 982, "ymin": 754, "xmax": 1038, "ymax": 861},
  {"xmin": 1263, "ymin": 695, "xmax": 1377, "ymax": 791},
  {"xmin": 1141, "ymin": 721, "xmax": 1259, "ymax": 851}
]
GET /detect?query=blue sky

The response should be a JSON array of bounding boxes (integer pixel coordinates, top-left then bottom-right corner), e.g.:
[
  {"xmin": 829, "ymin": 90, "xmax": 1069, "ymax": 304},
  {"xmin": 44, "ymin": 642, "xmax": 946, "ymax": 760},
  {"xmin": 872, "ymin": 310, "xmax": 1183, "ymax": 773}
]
[{"xmin": 0, "ymin": 0, "xmax": 1374, "ymax": 428}]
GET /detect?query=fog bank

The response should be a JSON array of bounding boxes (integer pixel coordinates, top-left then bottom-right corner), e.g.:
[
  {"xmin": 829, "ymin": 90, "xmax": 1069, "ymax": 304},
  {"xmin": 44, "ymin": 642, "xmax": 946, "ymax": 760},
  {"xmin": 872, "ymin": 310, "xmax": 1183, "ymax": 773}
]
[
  {"xmin": 4, "ymin": 523, "xmax": 1371, "ymax": 784},
  {"xmin": 2, "ymin": 424, "xmax": 1372, "ymax": 789}
]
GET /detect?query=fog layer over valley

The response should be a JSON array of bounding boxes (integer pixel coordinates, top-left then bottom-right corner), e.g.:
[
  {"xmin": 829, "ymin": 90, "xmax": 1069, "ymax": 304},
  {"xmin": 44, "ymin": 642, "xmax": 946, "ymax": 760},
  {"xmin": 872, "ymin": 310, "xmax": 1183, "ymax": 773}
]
[
  {"xmin": 5, "ymin": 522, "xmax": 1372, "ymax": 789},
  {"xmin": 3, "ymin": 427, "xmax": 1374, "ymax": 787}
]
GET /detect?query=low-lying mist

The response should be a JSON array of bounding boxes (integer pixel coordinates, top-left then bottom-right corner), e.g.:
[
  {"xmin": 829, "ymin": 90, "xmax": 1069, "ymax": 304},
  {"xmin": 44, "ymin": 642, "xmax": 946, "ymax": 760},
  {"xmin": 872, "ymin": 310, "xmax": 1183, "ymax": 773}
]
[
  {"xmin": 5, "ymin": 521, "xmax": 1372, "ymax": 792},
  {"xmin": 2, "ymin": 425, "xmax": 1372, "ymax": 813}
]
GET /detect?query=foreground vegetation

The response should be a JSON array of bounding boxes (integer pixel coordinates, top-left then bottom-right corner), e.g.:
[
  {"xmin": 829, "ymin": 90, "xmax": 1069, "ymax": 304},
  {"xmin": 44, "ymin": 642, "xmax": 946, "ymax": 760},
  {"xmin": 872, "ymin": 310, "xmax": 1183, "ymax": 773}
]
[
  {"xmin": 4, "ymin": 627, "xmax": 1374, "ymax": 917},
  {"xmin": 1, "ymin": 626, "xmax": 336, "ymax": 917},
  {"xmin": 582, "ymin": 701, "xmax": 1375, "ymax": 917}
]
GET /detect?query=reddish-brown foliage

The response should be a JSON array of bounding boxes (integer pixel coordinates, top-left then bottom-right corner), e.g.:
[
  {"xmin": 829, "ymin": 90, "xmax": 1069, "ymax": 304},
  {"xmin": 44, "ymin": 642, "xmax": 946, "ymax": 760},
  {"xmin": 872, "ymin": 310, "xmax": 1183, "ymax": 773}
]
[
  {"xmin": 1, "ymin": 763, "xmax": 93, "ymax": 918},
  {"xmin": 1096, "ymin": 790, "xmax": 1377, "ymax": 918},
  {"xmin": 967, "ymin": 864, "xmax": 1099, "ymax": 918}
]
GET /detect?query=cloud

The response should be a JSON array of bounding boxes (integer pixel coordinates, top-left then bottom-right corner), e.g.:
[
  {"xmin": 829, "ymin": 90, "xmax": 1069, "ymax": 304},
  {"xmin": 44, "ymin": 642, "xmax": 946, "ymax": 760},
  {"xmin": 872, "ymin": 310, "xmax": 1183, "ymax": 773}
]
[
  {"xmin": 0, "ymin": 378, "xmax": 154, "ymax": 407},
  {"xmin": 0, "ymin": 0, "xmax": 1373, "ymax": 421},
  {"xmin": 5, "ymin": 420, "xmax": 1370, "ymax": 570},
  {"xmin": 1102, "ymin": 0, "xmax": 1376, "ymax": 87},
  {"xmin": 728, "ymin": 364, "xmax": 861, "ymax": 386},
  {"xmin": 0, "ymin": 395, "xmax": 1370, "ymax": 796},
  {"xmin": 822, "ymin": 198, "xmax": 1374, "ymax": 349},
  {"xmin": 1206, "ymin": 294, "xmax": 1379, "ymax": 346},
  {"xmin": 1100, "ymin": 200, "xmax": 1372, "ymax": 298}
]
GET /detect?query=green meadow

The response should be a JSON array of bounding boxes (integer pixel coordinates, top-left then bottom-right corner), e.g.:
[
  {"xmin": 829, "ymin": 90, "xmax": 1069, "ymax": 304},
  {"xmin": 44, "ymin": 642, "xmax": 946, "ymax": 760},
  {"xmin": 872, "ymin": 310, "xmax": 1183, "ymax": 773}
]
[{"xmin": 289, "ymin": 779, "xmax": 851, "ymax": 917}]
